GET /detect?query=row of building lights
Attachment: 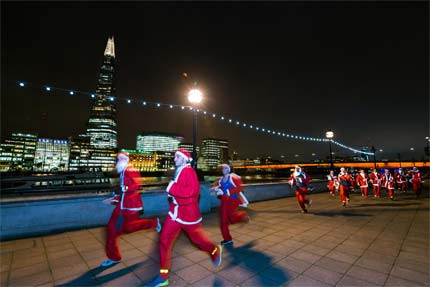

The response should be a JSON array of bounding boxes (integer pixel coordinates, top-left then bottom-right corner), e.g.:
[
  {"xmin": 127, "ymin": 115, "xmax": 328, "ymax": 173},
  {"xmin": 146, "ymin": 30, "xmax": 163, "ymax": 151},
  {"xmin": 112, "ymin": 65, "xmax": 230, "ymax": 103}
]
[{"xmin": 17, "ymin": 81, "xmax": 375, "ymax": 155}]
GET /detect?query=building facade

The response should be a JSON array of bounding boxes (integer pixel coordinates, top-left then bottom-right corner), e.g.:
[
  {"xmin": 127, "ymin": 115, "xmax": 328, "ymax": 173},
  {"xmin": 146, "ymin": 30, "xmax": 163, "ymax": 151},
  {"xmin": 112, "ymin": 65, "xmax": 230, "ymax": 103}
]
[
  {"xmin": 178, "ymin": 142, "xmax": 199, "ymax": 156},
  {"xmin": 198, "ymin": 138, "xmax": 229, "ymax": 171},
  {"xmin": 33, "ymin": 138, "xmax": 70, "ymax": 172},
  {"xmin": 136, "ymin": 133, "xmax": 183, "ymax": 153},
  {"xmin": 120, "ymin": 149, "xmax": 175, "ymax": 173},
  {"xmin": 86, "ymin": 36, "xmax": 118, "ymax": 149},
  {"xmin": 0, "ymin": 133, "xmax": 37, "ymax": 172}
]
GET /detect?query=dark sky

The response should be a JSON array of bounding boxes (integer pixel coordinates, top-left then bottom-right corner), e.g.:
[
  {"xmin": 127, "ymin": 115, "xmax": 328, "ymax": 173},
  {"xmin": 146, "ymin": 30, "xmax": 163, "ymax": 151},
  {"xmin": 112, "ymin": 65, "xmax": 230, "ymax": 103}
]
[{"xmin": 2, "ymin": 1, "xmax": 429, "ymax": 161}]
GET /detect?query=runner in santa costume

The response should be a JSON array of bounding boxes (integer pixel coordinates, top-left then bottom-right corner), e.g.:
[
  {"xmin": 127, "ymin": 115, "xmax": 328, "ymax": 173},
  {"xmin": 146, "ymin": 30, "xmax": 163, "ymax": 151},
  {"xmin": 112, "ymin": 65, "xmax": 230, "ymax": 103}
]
[
  {"xmin": 101, "ymin": 152, "xmax": 161, "ymax": 267},
  {"xmin": 369, "ymin": 169, "xmax": 382, "ymax": 198},
  {"xmin": 349, "ymin": 168, "xmax": 357, "ymax": 193},
  {"xmin": 381, "ymin": 169, "xmax": 395, "ymax": 200},
  {"xmin": 410, "ymin": 167, "xmax": 424, "ymax": 198},
  {"xmin": 394, "ymin": 168, "xmax": 406, "ymax": 192},
  {"xmin": 338, "ymin": 167, "xmax": 352, "ymax": 206},
  {"xmin": 211, "ymin": 164, "xmax": 250, "ymax": 245},
  {"xmin": 326, "ymin": 170, "xmax": 337, "ymax": 196},
  {"xmin": 355, "ymin": 169, "xmax": 369, "ymax": 198},
  {"xmin": 145, "ymin": 150, "xmax": 222, "ymax": 287},
  {"xmin": 288, "ymin": 165, "xmax": 312, "ymax": 213}
]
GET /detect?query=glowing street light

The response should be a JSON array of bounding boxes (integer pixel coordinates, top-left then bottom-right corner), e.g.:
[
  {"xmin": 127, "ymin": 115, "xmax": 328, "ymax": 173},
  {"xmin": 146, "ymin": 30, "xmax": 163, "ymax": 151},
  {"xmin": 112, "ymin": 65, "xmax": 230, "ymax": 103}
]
[
  {"xmin": 188, "ymin": 88, "xmax": 203, "ymax": 169},
  {"xmin": 326, "ymin": 131, "xmax": 334, "ymax": 169},
  {"xmin": 187, "ymin": 89, "xmax": 202, "ymax": 105}
]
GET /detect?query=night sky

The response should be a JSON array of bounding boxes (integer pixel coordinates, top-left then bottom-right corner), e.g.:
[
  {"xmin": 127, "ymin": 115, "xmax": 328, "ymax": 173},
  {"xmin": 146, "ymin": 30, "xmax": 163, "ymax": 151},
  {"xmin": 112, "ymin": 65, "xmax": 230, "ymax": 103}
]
[{"xmin": 2, "ymin": 2, "xmax": 429, "ymax": 161}]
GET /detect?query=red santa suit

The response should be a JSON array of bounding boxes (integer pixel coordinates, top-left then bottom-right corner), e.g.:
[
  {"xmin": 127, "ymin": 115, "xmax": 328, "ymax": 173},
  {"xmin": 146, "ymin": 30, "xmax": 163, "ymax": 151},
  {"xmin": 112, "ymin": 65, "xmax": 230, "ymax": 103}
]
[
  {"xmin": 289, "ymin": 167, "xmax": 312, "ymax": 213},
  {"xmin": 410, "ymin": 168, "xmax": 423, "ymax": 198},
  {"xmin": 356, "ymin": 171, "xmax": 369, "ymax": 197},
  {"xmin": 369, "ymin": 170, "xmax": 381, "ymax": 197},
  {"xmin": 327, "ymin": 172, "xmax": 337, "ymax": 196},
  {"xmin": 105, "ymin": 158, "xmax": 158, "ymax": 263},
  {"xmin": 381, "ymin": 170, "xmax": 395, "ymax": 200},
  {"xmin": 338, "ymin": 169, "xmax": 352, "ymax": 206},
  {"xmin": 158, "ymin": 151, "xmax": 220, "ymax": 280},
  {"xmin": 213, "ymin": 170, "xmax": 249, "ymax": 243},
  {"xmin": 394, "ymin": 169, "xmax": 406, "ymax": 192}
]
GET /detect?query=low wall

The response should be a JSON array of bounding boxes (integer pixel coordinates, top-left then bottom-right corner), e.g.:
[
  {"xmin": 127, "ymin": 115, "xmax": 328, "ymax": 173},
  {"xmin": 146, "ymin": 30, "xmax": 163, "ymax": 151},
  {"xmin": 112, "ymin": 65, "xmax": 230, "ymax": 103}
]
[{"xmin": 0, "ymin": 181, "xmax": 327, "ymax": 241}]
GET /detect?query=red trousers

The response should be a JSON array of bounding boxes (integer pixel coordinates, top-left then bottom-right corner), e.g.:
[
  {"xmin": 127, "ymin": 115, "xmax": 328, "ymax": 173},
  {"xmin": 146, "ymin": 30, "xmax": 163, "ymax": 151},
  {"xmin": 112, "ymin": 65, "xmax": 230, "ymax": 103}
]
[
  {"xmin": 327, "ymin": 182, "xmax": 335, "ymax": 195},
  {"xmin": 360, "ymin": 187, "xmax": 368, "ymax": 197},
  {"xmin": 397, "ymin": 182, "xmax": 406, "ymax": 192},
  {"xmin": 220, "ymin": 195, "xmax": 248, "ymax": 241},
  {"xmin": 106, "ymin": 205, "xmax": 157, "ymax": 261},
  {"xmin": 295, "ymin": 187, "xmax": 310, "ymax": 211},
  {"xmin": 159, "ymin": 217, "xmax": 216, "ymax": 279},
  {"xmin": 412, "ymin": 182, "xmax": 422, "ymax": 197},
  {"xmin": 372, "ymin": 184, "xmax": 380, "ymax": 197},
  {"xmin": 339, "ymin": 185, "xmax": 350, "ymax": 204},
  {"xmin": 387, "ymin": 188, "xmax": 395, "ymax": 199}
]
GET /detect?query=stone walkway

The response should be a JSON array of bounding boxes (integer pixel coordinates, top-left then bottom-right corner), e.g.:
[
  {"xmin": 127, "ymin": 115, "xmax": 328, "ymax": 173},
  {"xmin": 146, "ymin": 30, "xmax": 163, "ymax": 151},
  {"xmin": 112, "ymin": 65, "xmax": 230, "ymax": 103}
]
[{"xmin": 1, "ymin": 189, "xmax": 429, "ymax": 286}]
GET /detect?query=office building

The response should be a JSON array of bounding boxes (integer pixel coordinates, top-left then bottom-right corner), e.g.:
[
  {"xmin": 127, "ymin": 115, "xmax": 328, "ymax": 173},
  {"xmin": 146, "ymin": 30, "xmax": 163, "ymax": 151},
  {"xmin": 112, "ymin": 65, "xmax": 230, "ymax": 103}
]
[
  {"xmin": 199, "ymin": 138, "xmax": 229, "ymax": 171},
  {"xmin": 0, "ymin": 132, "xmax": 37, "ymax": 172},
  {"xmin": 120, "ymin": 149, "xmax": 175, "ymax": 172},
  {"xmin": 136, "ymin": 133, "xmax": 183, "ymax": 153},
  {"xmin": 33, "ymin": 138, "xmax": 70, "ymax": 172},
  {"xmin": 178, "ymin": 143, "xmax": 199, "ymax": 155}
]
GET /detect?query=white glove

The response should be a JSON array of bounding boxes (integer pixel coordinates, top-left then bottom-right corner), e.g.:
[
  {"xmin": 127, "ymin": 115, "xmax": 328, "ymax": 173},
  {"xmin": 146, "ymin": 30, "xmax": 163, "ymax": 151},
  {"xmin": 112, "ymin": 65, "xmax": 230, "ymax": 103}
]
[{"xmin": 215, "ymin": 188, "xmax": 223, "ymax": 196}]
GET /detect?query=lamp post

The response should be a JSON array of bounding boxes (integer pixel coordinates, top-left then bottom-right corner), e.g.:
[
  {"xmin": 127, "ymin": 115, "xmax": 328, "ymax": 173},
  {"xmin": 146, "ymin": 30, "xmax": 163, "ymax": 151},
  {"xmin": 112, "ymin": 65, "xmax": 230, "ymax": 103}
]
[
  {"xmin": 397, "ymin": 153, "xmax": 402, "ymax": 168},
  {"xmin": 425, "ymin": 136, "xmax": 430, "ymax": 163},
  {"xmin": 188, "ymin": 88, "xmax": 202, "ymax": 169},
  {"xmin": 325, "ymin": 131, "xmax": 334, "ymax": 169}
]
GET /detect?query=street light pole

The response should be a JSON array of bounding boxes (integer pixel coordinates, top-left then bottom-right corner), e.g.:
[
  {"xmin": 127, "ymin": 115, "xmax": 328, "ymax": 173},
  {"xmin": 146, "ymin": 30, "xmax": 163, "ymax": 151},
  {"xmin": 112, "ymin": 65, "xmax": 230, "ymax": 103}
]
[
  {"xmin": 187, "ymin": 88, "xmax": 203, "ymax": 170},
  {"xmin": 192, "ymin": 109, "xmax": 197, "ymax": 169},
  {"xmin": 325, "ymin": 131, "xmax": 334, "ymax": 169},
  {"xmin": 397, "ymin": 153, "xmax": 402, "ymax": 168},
  {"xmin": 425, "ymin": 136, "xmax": 430, "ymax": 164}
]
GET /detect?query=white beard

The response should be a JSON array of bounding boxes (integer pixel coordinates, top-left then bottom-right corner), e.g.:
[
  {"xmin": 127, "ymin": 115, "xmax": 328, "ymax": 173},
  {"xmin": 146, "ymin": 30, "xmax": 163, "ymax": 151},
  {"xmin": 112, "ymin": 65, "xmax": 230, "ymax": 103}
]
[{"xmin": 116, "ymin": 161, "xmax": 128, "ymax": 173}]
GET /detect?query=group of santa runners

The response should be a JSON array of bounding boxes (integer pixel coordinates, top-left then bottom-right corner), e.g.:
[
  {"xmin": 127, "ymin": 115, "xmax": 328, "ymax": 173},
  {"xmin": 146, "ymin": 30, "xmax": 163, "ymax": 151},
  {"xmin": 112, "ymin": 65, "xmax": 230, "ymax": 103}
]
[
  {"xmin": 98, "ymin": 149, "xmax": 425, "ymax": 286},
  {"xmin": 326, "ymin": 166, "xmax": 424, "ymax": 206},
  {"xmin": 100, "ymin": 150, "xmax": 250, "ymax": 287}
]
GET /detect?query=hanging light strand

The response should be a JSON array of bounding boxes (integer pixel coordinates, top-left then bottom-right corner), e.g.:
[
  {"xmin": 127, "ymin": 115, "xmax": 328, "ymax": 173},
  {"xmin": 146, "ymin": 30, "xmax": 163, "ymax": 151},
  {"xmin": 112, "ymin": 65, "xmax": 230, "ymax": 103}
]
[{"xmin": 14, "ymin": 80, "xmax": 375, "ymax": 155}]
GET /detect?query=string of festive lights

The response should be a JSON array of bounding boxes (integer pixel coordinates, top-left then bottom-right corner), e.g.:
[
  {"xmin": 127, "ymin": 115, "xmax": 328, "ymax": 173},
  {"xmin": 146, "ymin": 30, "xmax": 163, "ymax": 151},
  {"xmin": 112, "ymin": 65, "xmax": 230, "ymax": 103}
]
[{"xmin": 14, "ymin": 80, "xmax": 375, "ymax": 155}]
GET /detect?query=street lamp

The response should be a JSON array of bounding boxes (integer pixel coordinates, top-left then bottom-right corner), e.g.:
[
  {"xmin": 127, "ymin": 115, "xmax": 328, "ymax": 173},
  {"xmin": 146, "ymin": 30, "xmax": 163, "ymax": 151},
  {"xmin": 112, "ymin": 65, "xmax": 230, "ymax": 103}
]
[
  {"xmin": 188, "ymin": 88, "xmax": 202, "ymax": 169},
  {"xmin": 325, "ymin": 131, "xmax": 334, "ymax": 169},
  {"xmin": 425, "ymin": 137, "xmax": 430, "ymax": 163}
]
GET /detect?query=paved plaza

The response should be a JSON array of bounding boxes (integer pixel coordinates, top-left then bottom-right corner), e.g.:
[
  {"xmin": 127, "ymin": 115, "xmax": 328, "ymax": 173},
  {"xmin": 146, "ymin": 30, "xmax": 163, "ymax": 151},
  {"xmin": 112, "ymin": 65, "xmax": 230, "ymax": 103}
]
[{"xmin": 1, "ymin": 189, "xmax": 429, "ymax": 287}]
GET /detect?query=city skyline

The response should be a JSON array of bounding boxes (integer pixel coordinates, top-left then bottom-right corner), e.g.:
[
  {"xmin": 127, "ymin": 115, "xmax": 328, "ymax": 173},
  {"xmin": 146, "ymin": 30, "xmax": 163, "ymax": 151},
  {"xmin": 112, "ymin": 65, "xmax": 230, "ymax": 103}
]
[{"xmin": 2, "ymin": 2, "xmax": 429, "ymax": 161}]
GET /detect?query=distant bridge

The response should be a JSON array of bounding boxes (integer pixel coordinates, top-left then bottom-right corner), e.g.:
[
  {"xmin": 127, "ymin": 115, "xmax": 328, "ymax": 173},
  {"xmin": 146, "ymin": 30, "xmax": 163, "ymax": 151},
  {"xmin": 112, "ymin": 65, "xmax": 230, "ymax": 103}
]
[{"xmin": 233, "ymin": 161, "xmax": 430, "ymax": 170}]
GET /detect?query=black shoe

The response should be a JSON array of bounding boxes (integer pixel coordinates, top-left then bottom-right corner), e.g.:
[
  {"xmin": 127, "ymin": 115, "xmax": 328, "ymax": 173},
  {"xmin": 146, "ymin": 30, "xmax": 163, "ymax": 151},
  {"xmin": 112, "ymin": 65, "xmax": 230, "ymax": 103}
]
[{"xmin": 221, "ymin": 240, "xmax": 233, "ymax": 245}]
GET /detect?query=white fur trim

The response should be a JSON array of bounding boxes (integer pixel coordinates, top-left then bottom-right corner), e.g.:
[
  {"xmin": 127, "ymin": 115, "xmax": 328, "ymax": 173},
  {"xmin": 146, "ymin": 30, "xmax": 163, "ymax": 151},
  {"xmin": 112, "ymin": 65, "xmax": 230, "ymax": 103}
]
[{"xmin": 175, "ymin": 151, "xmax": 192, "ymax": 161}]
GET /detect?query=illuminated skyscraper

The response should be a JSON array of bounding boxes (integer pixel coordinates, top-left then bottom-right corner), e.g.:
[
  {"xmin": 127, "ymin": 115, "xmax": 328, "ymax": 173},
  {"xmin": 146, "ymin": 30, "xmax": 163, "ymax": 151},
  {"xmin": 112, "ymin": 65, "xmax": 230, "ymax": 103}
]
[
  {"xmin": 0, "ymin": 132, "xmax": 37, "ymax": 172},
  {"xmin": 198, "ymin": 138, "xmax": 229, "ymax": 171},
  {"xmin": 136, "ymin": 133, "xmax": 184, "ymax": 152},
  {"xmin": 178, "ymin": 143, "xmax": 199, "ymax": 156},
  {"xmin": 86, "ymin": 36, "xmax": 118, "ymax": 149}
]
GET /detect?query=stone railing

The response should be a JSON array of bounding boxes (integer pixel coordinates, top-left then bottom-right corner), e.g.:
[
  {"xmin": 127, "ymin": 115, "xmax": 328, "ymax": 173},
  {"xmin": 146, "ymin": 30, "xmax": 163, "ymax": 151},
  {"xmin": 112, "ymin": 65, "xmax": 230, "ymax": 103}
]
[{"xmin": 0, "ymin": 181, "xmax": 328, "ymax": 241}]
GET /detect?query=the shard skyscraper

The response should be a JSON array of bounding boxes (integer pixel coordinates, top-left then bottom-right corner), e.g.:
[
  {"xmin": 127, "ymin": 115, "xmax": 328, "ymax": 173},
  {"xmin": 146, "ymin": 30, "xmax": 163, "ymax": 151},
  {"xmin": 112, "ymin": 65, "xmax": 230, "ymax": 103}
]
[{"xmin": 86, "ymin": 36, "xmax": 118, "ymax": 150}]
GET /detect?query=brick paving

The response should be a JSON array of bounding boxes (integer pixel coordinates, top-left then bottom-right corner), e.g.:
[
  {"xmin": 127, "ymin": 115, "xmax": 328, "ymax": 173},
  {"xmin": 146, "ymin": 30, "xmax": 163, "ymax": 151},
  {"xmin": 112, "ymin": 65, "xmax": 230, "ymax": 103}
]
[{"xmin": 1, "ymin": 189, "xmax": 429, "ymax": 286}]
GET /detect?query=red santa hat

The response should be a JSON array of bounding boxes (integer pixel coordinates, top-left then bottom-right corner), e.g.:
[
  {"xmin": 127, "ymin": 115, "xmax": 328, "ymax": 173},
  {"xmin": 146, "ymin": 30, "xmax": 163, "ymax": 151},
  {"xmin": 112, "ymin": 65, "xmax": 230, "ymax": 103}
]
[
  {"xmin": 117, "ymin": 152, "xmax": 130, "ymax": 161},
  {"xmin": 175, "ymin": 149, "xmax": 192, "ymax": 162}
]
